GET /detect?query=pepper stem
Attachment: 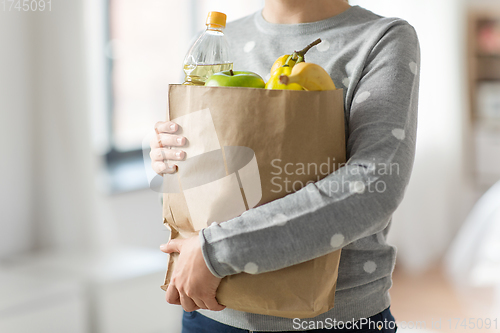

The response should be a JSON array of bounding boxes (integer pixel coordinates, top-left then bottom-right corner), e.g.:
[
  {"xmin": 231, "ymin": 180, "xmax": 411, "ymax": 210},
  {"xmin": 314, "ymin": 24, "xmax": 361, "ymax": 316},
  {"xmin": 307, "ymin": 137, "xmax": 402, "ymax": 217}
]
[
  {"xmin": 284, "ymin": 55, "xmax": 294, "ymax": 67},
  {"xmin": 229, "ymin": 69, "xmax": 234, "ymax": 76},
  {"xmin": 294, "ymin": 38, "xmax": 322, "ymax": 63}
]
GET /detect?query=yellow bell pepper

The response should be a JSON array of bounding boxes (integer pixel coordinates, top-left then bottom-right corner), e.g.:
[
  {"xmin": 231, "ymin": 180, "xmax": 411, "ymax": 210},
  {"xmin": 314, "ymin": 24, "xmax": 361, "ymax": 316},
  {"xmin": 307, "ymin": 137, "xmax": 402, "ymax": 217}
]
[
  {"xmin": 268, "ymin": 38, "xmax": 322, "ymax": 76},
  {"xmin": 270, "ymin": 55, "xmax": 297, "ymax": 76},
  {"xmin": 265, "ymin": 65, "xmax": 303, "ymax": 90}
]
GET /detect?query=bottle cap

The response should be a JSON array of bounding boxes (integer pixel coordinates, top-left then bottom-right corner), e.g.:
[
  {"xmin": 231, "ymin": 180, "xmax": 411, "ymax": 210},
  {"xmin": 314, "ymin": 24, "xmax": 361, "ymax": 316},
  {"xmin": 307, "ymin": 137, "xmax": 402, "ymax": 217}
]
[{"xmin": 206, "ymin": 11, "xmax": 227, "ymax": 28}]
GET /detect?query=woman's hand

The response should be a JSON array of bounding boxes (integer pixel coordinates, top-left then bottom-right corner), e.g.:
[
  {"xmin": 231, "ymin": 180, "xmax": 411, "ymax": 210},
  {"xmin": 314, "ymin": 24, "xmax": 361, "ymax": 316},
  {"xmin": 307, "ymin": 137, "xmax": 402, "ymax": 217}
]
[
  {"xmin": 161, "ymin": 236, "xmax": 226, "ymax": 312},
  {"xmin": 150, "ymin": 121, "xmax": 186, "ymax": 174}
]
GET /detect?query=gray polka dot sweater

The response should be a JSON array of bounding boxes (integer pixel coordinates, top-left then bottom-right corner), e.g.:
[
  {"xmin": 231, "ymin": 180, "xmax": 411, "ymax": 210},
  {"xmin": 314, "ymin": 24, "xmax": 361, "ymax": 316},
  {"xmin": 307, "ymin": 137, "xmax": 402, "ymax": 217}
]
[{"xmin": 198, "ymin": 5, "xmax": 420, "ymax": 331}]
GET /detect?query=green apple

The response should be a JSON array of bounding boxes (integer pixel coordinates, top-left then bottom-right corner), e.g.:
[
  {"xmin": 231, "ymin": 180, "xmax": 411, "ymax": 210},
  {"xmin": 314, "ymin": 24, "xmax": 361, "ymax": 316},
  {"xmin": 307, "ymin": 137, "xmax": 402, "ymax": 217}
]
[{"xmin": 205, "ymin": 70, "xmax": 265, "ymax": 88}]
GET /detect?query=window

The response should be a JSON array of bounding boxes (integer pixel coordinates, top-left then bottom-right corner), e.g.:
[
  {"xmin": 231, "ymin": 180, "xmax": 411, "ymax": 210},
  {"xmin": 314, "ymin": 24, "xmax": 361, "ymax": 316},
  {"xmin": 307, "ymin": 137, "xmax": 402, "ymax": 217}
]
[{"xmin": 104, "ymin": 0, "xmax": 264, "ymax": 191}]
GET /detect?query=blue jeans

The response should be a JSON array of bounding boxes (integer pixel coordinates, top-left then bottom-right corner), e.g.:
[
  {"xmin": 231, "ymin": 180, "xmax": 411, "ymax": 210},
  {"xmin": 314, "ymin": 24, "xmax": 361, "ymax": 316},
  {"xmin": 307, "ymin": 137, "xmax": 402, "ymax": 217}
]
[{"xmin": 182, "ymin": 307, "xmax": 398, "ymax": 332}]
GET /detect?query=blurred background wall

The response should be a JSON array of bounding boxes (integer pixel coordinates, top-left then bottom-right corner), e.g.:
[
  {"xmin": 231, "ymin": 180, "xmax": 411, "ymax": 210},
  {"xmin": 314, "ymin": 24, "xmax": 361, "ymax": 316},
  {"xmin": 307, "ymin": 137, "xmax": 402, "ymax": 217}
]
[
  {"xmin": 353, "ymin": 0, "xmax": 471, "ymax": 273},
  {"xmin": 1, "ymin": 0, "xmax": 500, "ymax": 332}
]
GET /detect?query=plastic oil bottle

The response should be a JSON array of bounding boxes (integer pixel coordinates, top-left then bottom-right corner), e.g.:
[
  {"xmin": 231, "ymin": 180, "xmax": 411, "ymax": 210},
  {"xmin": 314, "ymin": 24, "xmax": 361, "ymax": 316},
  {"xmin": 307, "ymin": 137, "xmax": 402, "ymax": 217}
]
[{"xmin": 182, "ymin": 11, "xmax": 233, "ymax": 85}]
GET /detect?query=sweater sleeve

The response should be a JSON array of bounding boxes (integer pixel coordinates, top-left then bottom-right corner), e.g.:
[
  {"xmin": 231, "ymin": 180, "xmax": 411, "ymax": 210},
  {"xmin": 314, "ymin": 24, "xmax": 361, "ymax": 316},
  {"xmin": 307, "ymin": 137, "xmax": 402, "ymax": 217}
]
[{"xmin": 200, "ymin": 22, "xmax": 420, "ymax": 278}]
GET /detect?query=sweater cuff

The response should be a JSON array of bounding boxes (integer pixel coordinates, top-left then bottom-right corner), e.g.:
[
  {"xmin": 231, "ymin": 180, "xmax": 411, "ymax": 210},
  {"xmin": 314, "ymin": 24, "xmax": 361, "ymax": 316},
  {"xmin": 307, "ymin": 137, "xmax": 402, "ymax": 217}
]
[{"xmin": 199, "ymin": 226, "xmax": 234, "ymax": 279}]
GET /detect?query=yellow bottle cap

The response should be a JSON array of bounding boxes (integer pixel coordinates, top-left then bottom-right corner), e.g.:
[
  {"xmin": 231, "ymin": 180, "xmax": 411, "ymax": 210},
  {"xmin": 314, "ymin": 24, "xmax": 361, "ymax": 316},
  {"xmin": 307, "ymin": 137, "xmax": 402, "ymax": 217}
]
[{"xmin": 206, "ymin": 11, "xmax": 227, "ymax": 28}]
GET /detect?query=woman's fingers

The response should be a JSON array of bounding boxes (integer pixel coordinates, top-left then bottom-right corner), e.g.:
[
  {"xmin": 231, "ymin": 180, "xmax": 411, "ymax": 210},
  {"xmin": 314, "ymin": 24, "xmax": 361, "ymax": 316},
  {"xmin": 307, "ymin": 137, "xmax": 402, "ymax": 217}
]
[
  {"xmin": 150, "ymin": 133, "xmax": 186, "ymax": 148},
  {"xmin": 155, "ymin": 121, "xmax": 179, "ymax": 134},
  {"xmin": 150, "ymin": 148, "xmax": 184, "ymax": 174},
  {"xmin": 203, "ymin": 297, "xmax": 226, "ymax": 311},
  {"xmin": 153, "ymin": 162, "xmax": 177, "ymax": 174},
  {"xmin": 151, "ymin": 121, "xmax": 185, "ymax": 148},
  {"xmin": 179, "ymin": 293, "xmax": 200, "ymax": 312},
  {"xmin": 150, "ymin": 121, "xmax": 186, "ymax": 175},
  {"xmin": 153, "ymin": 121, "xmax": 184, "ymax": 147},
  {"xmin": 150, "ymin": 148, "xmax": 185, "ymax": 162},
  {"xmin": 160, "ymin": 134, "xmax": 186, "ymax": 147},
  {"xmin": 166, "ymin": 282, "xmax": 181, "ymax": 305},
  {"xmin": 191, "ymin": 297, "xmax": 209, "ymax": 310}
]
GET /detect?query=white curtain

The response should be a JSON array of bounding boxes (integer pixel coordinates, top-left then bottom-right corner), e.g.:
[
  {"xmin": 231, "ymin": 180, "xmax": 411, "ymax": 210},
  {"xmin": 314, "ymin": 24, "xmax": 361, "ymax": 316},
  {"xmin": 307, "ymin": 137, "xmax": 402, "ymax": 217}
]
[
  {"xmin": 0, "ymin": 12, "xmax": 35, "ymax": 258},
  {"xmin": 0, "ymin": 1, "xmax": 117, "ymax": 257}
]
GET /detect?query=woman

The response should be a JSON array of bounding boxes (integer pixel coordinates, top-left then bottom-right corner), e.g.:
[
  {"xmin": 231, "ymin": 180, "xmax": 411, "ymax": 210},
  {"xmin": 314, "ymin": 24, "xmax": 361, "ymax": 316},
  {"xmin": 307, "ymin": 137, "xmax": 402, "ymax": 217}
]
[{"xmin": 151, "ymin": 0, "xmax": 420, "ymax": 331}]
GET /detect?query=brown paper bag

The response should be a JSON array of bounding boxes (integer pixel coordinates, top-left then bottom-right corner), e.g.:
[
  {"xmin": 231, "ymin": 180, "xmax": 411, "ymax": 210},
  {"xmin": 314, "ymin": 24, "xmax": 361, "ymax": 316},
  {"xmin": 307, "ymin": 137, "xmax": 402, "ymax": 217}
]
[{"xmin": 160, "ymin": 84, "xmax": 345, "ymax": 319}]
